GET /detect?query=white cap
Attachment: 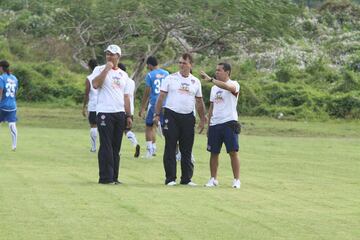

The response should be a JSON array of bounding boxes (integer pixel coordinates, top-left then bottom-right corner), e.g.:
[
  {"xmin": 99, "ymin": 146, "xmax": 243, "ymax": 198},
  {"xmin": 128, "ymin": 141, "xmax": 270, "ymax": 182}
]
[{"xmin": 104, "ymin": 44, "xmax": 121, "ymax": 56}]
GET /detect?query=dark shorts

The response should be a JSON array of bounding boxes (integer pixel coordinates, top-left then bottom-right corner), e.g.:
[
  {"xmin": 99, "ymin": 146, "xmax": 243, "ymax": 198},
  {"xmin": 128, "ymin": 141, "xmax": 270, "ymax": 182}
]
[
  {"xmin": 88, "ymin": 111, "xmax": 97, "ymax": 125},
  {"xmin": 145, "ymin": 105, "xmax": 164, "ymax": 127},
  {"xmin": 0, "ymin": 110, "xmax": 17, "ymax": 122},
  {"xmin": 207, "ymin": 121, "xmax": 239, "ymax": 154}
]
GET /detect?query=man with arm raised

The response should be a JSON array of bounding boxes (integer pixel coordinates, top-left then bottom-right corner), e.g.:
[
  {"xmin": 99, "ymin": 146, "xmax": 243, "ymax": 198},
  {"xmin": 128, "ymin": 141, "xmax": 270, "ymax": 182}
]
[
  {"xmin": 89, "ymin": 44, "xmax": 132, "ymax": 185},
  {"xmin": 200, "ymin": 63, "xmax": 241, "ymax": 189}
]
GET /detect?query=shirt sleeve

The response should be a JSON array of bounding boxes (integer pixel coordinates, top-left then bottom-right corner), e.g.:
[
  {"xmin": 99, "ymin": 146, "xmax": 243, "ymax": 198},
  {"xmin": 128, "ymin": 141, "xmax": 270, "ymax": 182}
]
[
  {"xmin": 145, "ymin": 73, "xmax": 151, "ymax": 87},
  {"xmin": 209, "ymin": 86, "xmax": 215, "ymax": 102},
  {"xmin": 160, "ymin": 75, "xmax": 170, "ymax": 92},
  {"xmin": 195, "ymin": 80, "xmax": 203, "ymax": 98},
  {"xmin": 233, "ymin": 81, "xmax": 240, "ymax": 94},
  {"xmin": 124, "ymin": 76, "xmax": 132, "ymax": 95},
  {"xmin": 87, "ymin": 66, "xmax": 101, "ymax": 82}
]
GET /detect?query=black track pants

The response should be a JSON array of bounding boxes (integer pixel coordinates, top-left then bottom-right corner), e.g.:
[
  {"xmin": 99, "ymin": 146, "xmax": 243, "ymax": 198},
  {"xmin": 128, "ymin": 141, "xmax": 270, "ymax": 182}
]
[
  {"xmin": 162, "ymin": 108, "xmax": 195, "ymax": 184},
  {"xmin": 97, "ymin": 112, "xmax": 125, "ymax": 183}
]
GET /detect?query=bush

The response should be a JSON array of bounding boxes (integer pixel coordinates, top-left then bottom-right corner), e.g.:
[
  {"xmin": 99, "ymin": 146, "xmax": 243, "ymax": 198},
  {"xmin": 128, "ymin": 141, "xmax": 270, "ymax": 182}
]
[
  {"xmin": 326, "ymin": 92, "xmax": 360, "ymax": 118},
  {"xmin": 13, "ymin": 62, "xmax": 84, "ymax": 103},
  {"xmin": 332, "ymin": 70, "xmax": 360, "ymax": 93}
]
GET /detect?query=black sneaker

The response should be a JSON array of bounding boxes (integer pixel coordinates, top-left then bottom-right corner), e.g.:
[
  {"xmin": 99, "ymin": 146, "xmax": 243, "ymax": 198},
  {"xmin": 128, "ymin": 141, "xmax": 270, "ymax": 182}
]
[
  {"xmin": 114, "ymin": 180, "xmax": 123, "ymax": 185},
  {"xmin": 134, "ymin": 144, "xmax": 140, "ymax": 158}
]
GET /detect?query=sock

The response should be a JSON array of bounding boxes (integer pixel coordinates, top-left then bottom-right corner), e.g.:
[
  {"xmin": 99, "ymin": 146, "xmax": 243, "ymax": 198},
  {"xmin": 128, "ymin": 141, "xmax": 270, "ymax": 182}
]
[
  {"xmin": 90, "ymin": 128, "xmax": 97, "ymax": 151},
  {"xmin": 152, "ymin": 142, "xmax": 156, "ymax": 153},
  {"xmin": 126, "ymin": 131, "xmax": 138, "ymax": 146},
  {"xmin": 9, "ymin": 122, "xmax": 17, "ymax": 149},
  {"xmin": 146, "ymin": 141, "xmax": 152, "ymax": 151}
]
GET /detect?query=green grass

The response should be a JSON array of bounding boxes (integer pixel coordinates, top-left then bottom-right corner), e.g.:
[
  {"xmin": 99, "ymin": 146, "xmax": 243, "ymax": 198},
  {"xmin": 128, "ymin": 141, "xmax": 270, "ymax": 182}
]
[{"xmin": 0, "ymin": 106, "xmax": 359, "ymax": 240}]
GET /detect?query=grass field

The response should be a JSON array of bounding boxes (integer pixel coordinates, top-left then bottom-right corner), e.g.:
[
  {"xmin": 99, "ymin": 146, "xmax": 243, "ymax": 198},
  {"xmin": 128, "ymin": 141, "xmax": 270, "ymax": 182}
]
[{"xmin": 0, "ymin": 105, "xmax": 359, "ymax": 240}]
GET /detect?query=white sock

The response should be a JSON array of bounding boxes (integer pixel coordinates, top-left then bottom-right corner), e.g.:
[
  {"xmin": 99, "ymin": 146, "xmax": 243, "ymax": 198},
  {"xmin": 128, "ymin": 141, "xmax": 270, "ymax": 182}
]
[
  {"xmin": 146, "ymin": 141, "xmax": 152, "ymax": 151},
  {"xmin": 90, "ymin": 128, "xmax": 97, "ymax": 151},
  {"xmin": 152, "ymin": 142, "xmax": 156, "ymax": 153},
  {"xmin": 126, "ymin": 131, "xmax": 138, "ymax": 146},
  {"xmin": 9, "ymin": 122, "xmax": 17, "ymax": 149}
]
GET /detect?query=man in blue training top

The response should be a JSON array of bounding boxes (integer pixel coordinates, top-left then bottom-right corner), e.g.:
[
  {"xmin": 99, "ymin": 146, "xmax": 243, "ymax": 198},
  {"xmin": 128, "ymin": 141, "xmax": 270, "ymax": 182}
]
[
  {"xmin": 139, "ymin": 56, "xmax": 169, "ymax": 158},
  {"xmin": 0, "ymin": 60, "xmax": 19, "ymax": 151}
]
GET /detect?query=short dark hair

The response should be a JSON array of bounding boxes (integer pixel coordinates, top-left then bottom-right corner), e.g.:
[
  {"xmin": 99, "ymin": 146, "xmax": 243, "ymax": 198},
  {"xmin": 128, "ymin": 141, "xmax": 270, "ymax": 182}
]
[
  {"xmin": 88, "ymin": 59, "xmax": 98, "ymax": 71},
  {"xmin": 118, "ymin": 62, "xmax": 127, "ymax": 72},
  {"xmin": 182, "ymin": 53, "xmax": 193, "ymax": 64},
  {"xmin": 146, "ymin": 56, "xmax": 158, "ymax": 67},
  {"xmin": 0, "ymin": 60, "xmax": 10, "ymax": 74},
  {"xmin": 218, "ymin": 62, "xmax": 231, "ymax": 76}
]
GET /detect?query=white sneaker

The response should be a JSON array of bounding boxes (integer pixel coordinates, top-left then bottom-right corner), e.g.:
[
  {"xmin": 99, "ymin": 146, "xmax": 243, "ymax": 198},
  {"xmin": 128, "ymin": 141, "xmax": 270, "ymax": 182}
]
[
  {"xmin": 187, "ymin": 181, "xmax": 197, "ymax": 186},
  {"xmin": 204, "ymin": 177, "xmax": 218, "ymax": 187},
  {"xmin": 145, "ymin": 148, "xmax": 153, "ymax": 158},
  {"xmin": 166, "ymin": 181, "xmax": 176, "ymax": 186},
  {"xmin": 176, "ymin": 151, "xmax": 181, "ymax": 161},
  {"xmin": 232, "ymin": 179, "xmax": 241, "ymax": 189}
]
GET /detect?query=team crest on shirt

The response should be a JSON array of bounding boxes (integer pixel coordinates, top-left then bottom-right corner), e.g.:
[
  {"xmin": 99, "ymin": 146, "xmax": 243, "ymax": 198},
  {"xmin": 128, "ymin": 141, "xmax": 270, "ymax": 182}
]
[
  {"xmin": 191, "ymin": 79, "xmax": 195, "ymax": 84},
  {"xmin": 178, "ymin": 83, "xmax": 191, "ymax": 95},
  {"xmin": 112, "ymin": 76, "xmax": 122, "ymax": 89},
  {"xmin": 214, "ymin": 90, "xmax": 224, "ymax": 104}
]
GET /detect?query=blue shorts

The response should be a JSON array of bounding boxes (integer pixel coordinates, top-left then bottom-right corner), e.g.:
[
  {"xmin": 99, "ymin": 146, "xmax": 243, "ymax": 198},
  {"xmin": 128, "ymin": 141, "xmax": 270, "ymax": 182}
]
[
  {"xmin": 145, "ymin": 104, "xmax": 164, "ymax": 127},
  {"xmin": 0, "ymin": 110, "xmax": 17, "ymax": 123},
  {"xmin": 207, "ymin": 121, "xmax": 239, "ymax": 154}
]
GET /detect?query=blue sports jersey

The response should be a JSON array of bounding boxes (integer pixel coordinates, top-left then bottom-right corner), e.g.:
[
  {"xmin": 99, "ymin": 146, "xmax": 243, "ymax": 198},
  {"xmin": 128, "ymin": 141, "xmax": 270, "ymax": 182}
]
[
  {"xmin": 0, "ymin": 73, "xmax": 18, "ymax": 111},
  {"xmin": 145, "ymin": 68, "xmax": 169, "ymax": 106}
]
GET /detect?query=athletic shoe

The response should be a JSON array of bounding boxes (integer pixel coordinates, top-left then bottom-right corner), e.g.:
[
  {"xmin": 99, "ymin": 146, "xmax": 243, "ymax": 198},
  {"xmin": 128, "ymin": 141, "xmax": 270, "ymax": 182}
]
[
  {"xmin": 114, "ymin": 180, "xmax": 123, "ymax": 185},
  {"xmin": 232, "ymin": 179, "xmax": 241, "ymax": 189},
  {"xmin": 145, "ymin": 148, "xmax": 153, "ymax": 158},
  {"xmin": 134, "ymin": 144, "xmax": 140, "ymax": 158},
  {"xmin": 186, "ymin": 181, "xmax": 197, "ymax": 186},
  {"xmin": 176, "ymin": 151, "xmax": 181, "ymax": 161},
  {"xmin": 204, "ymin": 177, "xmax": 218, "ymax": 187},
  {"xmin": 12, "ymin": 147, "xmax": 16, "ymax": 152},
  {"xmin": 166, "ymin": 181, "xmax": 176, "ymax": 186},
  {"xmin": 90, "ymin": 148, "xmax": 96, "ymax": 153}
]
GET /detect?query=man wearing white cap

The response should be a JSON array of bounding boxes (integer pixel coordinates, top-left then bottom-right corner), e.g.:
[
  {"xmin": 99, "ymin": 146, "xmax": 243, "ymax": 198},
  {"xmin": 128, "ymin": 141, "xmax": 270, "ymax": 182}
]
[{"xmin": 88, "ymin": 44, "xmax": 132, "ymax": 185}]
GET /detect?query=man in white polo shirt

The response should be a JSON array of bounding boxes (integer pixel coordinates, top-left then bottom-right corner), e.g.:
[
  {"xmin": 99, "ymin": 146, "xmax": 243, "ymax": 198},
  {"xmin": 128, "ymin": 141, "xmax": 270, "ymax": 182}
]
[
  {"xmin": 88, "ymin": 44, "xmax": 132, "ymax": 185},
  {"xmin": 200, "ymin": 63, "xmax": 241, "ymax": 189},
  {"xmin": 154, "ymin": 53, "xmax": 206, "ymax": 186}
]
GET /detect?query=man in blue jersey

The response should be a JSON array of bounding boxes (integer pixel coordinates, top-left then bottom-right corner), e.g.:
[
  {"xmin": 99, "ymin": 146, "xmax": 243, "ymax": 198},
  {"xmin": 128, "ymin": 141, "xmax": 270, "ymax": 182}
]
[
  {"xmin": 139, "ymin": 56, "xmax": 169, "ymax": 158},
  {"xmin": 0, "ymin": 60, "xmax": 19, "ymax": 151}
]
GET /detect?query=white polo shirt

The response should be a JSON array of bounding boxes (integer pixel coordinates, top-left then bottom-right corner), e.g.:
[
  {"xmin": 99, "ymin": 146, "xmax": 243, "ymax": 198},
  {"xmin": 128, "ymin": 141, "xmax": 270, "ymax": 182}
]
[
  {"xmin": 209, "ymin": 79, "xmax": 240, "ymax": 126},
  {"xmin": 160, "ymin": 72, "xmax": 202, "ymax": 114},
  {"xmin": 127, "ymin": 78, "xmax": 135, "ymax": 115},
  {"xmin": 88, "ymin": 65, "xmax": 131, "ymax": 113},
  {"xmin": 86, "ymin": 75, "xmax": 98, "ymax": 112}
]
